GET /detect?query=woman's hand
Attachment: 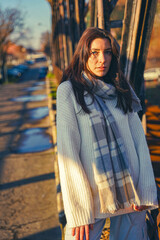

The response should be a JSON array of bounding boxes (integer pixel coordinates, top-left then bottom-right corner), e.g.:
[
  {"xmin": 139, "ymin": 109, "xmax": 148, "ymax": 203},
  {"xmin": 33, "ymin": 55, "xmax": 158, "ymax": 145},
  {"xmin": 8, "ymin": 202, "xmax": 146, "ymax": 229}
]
[
  {"xmin": 72, "ymin": 224, "xmax": 93, "ymax": 240},
  {"xmin": 132, "ymin": 204, "xmax": 149, "ymax": 212}
]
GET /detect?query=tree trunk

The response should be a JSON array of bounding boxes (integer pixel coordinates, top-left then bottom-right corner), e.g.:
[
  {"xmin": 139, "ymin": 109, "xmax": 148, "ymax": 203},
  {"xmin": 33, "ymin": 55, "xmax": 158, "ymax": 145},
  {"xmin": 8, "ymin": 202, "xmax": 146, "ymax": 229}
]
[{"xmin": 0, "ymin": 47, "xmax": 8, "ymax": 83}]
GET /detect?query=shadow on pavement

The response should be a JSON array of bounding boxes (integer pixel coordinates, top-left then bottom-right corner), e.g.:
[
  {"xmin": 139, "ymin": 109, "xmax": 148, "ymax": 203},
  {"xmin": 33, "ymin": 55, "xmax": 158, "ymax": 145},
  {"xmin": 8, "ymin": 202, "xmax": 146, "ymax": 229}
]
[
  {"xmin": 0, "ymin": 172, "xmax": 55, "ymax": 191},
  {"xmin": 19, "ymin": 226, "xmax": 61, "ymax": 240},
  {"xmin": 0, "ymin": 64, "xmax": 61, "ymax": 240}
]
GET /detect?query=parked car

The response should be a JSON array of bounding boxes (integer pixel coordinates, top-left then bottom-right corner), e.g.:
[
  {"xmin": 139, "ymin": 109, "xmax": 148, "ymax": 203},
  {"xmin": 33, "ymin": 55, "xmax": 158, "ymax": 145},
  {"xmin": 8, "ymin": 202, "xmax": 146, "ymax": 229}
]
[
  {"xmin": 26, "ymin": 60, "xmax": 34, "ymax": 65},
  {"xmin": 16, "ymin": 64, "xmax": 28, "ymax": 71},
  {"xmin": 39, "ymin": 66, "xmax": 48, "ymax": 72},
  {"xmin": 8, "ymin": 64, "xmax": 28, "ymax": 77},
  {"xmin": 7, "ymin": 68, "xmax": 22, "ymax": 78},
  {"xmin": 38, "ymin": 66, "xmax": 48, "ymax": 79},
  {"xmin": 35, "ymin": 57, "xmax": 47, "ymax": 63},
  {"xmin": 144, "ymin": 68, "xmax": 160, "ymax": 81}
]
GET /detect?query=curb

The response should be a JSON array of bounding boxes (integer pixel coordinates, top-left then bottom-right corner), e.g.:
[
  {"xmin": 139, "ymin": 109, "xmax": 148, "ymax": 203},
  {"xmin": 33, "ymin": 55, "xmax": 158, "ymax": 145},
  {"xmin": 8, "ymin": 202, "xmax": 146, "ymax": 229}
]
[{"xmin": 45, "ymin": 77, "xmax": 66, "ymax": 239}]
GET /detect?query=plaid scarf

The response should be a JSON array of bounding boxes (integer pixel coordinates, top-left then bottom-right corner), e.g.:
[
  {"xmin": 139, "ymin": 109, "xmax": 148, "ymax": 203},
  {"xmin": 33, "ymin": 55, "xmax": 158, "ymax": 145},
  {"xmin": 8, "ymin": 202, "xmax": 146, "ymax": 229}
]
[{"xmin": 83, "ymin": 72, "xmax": 142, "ymax": 214}]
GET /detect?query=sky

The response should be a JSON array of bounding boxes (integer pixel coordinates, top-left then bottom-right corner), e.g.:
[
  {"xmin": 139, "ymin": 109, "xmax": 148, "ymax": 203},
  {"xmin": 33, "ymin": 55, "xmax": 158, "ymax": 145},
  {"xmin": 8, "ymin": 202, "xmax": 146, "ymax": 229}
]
[{"xmin": 0, "ymin": 0, "xmax": 51, "ymax": 50}]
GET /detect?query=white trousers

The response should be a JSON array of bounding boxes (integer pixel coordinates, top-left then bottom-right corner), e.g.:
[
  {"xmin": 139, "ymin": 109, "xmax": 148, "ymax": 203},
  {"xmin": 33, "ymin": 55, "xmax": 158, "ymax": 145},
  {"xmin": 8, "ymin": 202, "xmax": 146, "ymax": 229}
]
[{"xmin": 65, "ymin": 211, "xmax": 149, "ymax": 240}]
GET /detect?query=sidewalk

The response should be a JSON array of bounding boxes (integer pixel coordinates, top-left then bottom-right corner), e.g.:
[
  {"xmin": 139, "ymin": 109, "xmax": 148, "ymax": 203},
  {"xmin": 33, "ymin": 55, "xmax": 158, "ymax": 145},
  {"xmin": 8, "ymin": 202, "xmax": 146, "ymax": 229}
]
[{"xmin": 0, "ymin": 79, "xmax": 61, "ymax": 240}]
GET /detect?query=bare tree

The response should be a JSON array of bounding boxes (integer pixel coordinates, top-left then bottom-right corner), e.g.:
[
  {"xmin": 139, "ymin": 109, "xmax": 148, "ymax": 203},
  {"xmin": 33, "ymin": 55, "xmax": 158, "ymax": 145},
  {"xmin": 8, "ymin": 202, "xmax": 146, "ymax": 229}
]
[
  {"xmin": 40, "ymin": 31, "xmax": 51, "ymax": 57},
  {"xmin": 0, "ymin": 7, "xmax": 24, "ymax": 83}
]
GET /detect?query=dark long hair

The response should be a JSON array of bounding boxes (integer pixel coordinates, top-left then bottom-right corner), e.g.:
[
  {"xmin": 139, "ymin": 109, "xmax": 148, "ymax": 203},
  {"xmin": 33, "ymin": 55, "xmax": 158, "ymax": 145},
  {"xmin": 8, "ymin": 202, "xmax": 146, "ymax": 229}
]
[{"xmin": 61, "ymin": 27, "xmax": 133, "ymax": 114}]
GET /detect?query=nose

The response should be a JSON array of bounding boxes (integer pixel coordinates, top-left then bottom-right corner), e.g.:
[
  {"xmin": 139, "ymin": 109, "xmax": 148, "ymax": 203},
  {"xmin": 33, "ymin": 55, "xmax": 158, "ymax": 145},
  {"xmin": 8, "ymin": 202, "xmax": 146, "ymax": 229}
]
[{"xmin": 99, "ymin": 52, "xmax": 106, "ymax": 63}]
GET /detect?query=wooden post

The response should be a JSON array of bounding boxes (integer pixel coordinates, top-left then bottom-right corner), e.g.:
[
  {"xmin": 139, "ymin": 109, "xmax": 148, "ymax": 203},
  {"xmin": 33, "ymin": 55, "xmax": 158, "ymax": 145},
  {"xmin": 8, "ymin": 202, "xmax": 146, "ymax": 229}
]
[
  {"xmin": 75, "ymin": 0, "xmax": 80, "ymax": 40},
  {"xmin": 120, "ymin": 0, "xmax": 134, "ymax": 74},
  {"xmin": 54, "ymin": 1, "xmax": 64, "ymax": 70},
  {"xmin": 46, "ymin": 0, "xmax": 56, "ymax": 66},
  {"xmin": 120, "ymin": 0, "xmax": 158, "ymax": 94},
  {"xmin": 69, "ymin": 0, "xmax": 77, "ymax": 52},
  {"xmin": 120, "ymin": 0, "xmax": 158, "ymax": 131},
  {"xmin": 59, "ymin": 0, "xmax": 69, "ymax": 69},
  {"xmin": 97, "ymin": 0, "xmax": 104, "ymax": 29},
  {"xmin": 66, "ymin": 0, "xmax": 73, "ymax": 63},
  {"xmin": 79, "ymin": 0, "xmax": 85, "ymax": 36},
  {"xmin": 97, "ymin": 0, "xmax": 111, "ymax": 31},
  {"xmin": 89, "ymin": 0, "xmax": 95, "ymax": 27},
  {"xmin": 94, "ymin": 0, "xmax": 98, "ymax": 27},
  {"xmin": 128, "ymin": 2, "xmax": 142, "ymax": 81},
  {"xmin": 131, "ymin": 0, "xmax": 158, "ymax": 94}
]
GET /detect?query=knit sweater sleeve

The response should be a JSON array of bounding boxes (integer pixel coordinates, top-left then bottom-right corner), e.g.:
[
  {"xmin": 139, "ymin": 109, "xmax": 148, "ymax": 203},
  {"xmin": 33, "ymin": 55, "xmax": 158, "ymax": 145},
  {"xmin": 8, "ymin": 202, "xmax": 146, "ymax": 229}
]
[
  {"xmin": 128, "ymin": 112, "xmax": 158, "ymax": 207},
  {"xmin": 56, "ymin": 82, "xmax": 94, "ymax": 228}
]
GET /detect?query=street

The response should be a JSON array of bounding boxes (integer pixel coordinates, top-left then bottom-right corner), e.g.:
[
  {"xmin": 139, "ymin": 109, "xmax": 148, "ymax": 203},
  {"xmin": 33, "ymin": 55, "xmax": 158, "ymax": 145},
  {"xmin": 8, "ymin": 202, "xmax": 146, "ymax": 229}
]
[{"xmin": 0, "ymin": 64, "xmax": 61, "ymax": 240}]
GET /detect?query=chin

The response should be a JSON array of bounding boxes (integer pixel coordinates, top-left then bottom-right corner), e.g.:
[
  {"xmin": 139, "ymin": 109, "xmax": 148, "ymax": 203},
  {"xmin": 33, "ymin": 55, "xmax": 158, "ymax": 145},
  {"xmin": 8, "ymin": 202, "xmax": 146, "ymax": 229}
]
[{"xmin": 96, "ymin": 73, "xmax": 107, "ymax": 77}]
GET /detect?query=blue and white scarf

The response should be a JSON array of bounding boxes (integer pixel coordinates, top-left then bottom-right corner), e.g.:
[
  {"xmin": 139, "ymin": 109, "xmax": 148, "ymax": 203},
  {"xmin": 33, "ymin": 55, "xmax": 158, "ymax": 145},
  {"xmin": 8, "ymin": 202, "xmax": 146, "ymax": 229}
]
[{"xmin": 83, "ymin": 72, "xmax": 142, "ymax": 214}]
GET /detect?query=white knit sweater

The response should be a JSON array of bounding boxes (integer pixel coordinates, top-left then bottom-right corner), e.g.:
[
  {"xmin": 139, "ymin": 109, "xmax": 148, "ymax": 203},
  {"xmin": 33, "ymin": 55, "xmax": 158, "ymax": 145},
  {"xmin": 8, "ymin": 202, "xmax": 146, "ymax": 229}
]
[{"xmin": 57, "ymin": 80, "xmax": 158, "ymax": 228}]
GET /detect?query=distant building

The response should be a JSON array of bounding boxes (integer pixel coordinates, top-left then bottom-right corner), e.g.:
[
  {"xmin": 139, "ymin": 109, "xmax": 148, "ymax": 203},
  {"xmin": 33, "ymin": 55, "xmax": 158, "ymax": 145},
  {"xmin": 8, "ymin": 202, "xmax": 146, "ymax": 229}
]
[
  {"xmin": 26, "ymin": 52, "xmax": 47, "ymax": 61},
  {"xmin": 7, "ymin": 43, "xmax": 27, "ymax": 65}
]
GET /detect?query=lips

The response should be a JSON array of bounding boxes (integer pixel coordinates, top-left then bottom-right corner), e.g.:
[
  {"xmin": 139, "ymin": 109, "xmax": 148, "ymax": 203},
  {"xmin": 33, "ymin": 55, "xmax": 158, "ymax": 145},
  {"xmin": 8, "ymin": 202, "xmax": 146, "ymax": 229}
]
[{"xmin": 97, "ymin": 67, "xmax": 107, "ymax": 70}]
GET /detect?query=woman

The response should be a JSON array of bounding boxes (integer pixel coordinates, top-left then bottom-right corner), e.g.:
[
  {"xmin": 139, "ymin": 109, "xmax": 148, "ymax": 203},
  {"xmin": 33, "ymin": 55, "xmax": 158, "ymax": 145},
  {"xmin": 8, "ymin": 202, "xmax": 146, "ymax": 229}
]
[{"xmin": 56, "ymin": 27, "xmax": 158, "ymax": 240}]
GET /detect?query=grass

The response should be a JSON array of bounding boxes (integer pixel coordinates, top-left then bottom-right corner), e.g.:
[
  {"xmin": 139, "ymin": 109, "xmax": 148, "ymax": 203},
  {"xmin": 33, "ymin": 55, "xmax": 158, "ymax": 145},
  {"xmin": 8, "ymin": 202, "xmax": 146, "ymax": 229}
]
[
  {"xmin": 49, "ymin": 88, "xmax": 57, "ymax": 99},
  {"xmin": 47, "ymin": 72, "xmax": 55, "ymax": 79},
  {"xmin": 48, "ymin": 73, "xmax": 57, "ymax": 99}
]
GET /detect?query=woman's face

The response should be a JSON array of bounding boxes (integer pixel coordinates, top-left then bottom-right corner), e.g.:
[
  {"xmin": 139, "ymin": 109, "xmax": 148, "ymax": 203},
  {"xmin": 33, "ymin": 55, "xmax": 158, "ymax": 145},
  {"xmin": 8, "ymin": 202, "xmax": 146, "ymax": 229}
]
[{"xmin": 87, "ymin": 38, "xmax": 112, "ymax": 77}]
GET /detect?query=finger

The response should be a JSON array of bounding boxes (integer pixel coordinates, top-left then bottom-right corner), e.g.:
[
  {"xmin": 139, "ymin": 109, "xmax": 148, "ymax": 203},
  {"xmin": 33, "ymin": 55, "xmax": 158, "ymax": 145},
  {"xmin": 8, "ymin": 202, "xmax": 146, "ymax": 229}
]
[
  {"xmin": 85, "ymin": 225, "xmax": 90, "ymax": 240},
  {"xmin": 134, "ymin": 205, "xmax": 148, "ymax": 212},
  {"xmin": 80, "ymin": 226, "xmax": 85, "ymax": 240},
  {"xmin": 136, "ymin": 206, "xmax": 143, "ymax": 211},
  {"xmin": 72, "ymin": 228, "xmax": 75, "ymax": 236},
  {"xmin": 132, "ymin": 204, "xmax": 140, "ymax": 212},
  {"xmin": 134, "ymin": 205, "xmax": 142, "ymax": 211},
  {"xmin": 75, "ymin": 227, "xmax": 80, "ymax": 240},
  {"xmin": 132, "ymin": 204, "xmax": 136, "ymax": 211}
]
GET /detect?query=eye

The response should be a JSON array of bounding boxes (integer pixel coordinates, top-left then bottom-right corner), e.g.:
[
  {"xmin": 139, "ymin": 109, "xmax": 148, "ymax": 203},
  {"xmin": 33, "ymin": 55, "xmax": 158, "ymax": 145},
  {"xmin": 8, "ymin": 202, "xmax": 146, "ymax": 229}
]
[
  {"xmin": 104, "ymin": 50, "xmax": 112, "ymax": 56},
  {"xmin": 90, "ymin": 51, "xmax": 99, "ymax": 57}
]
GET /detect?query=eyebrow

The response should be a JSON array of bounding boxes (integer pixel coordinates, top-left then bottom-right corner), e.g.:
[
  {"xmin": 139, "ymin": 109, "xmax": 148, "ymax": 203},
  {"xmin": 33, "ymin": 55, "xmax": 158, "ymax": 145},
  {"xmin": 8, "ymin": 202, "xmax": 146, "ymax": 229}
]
[{"xmin": 91, "ymin": 47, "xmax": 112, "ymax": 51}]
